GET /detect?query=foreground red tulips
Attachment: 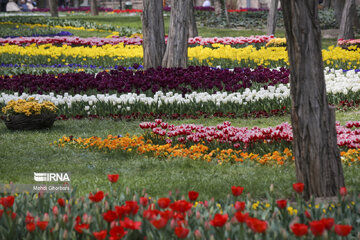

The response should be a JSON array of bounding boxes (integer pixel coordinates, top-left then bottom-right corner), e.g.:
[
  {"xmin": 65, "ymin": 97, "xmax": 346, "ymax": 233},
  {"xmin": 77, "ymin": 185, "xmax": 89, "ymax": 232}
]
[{"xmin": 0, "ymin": 180, "xmax": 357, "ymax": 239}]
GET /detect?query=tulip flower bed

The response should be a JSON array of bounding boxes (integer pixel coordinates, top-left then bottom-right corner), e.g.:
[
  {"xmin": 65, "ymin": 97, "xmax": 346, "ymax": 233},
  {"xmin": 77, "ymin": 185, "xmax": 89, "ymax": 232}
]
[
  {"xmin": 0, "ymin": 35, "xmax": 274, "ymax": 48},
  {"xmin": 1, "ymin": 43, "xmax": 359, "ymax": 69},
  {"xmin": 0, "ymin": 178, "xmax": 358, "ymax": 239},
  {"xmin": 337, "ymin": 39, "xmax": 360, "ymax": 49},
  {"xmin": 0, "ymin": 23, "xmax": 73, "ymax": 39},
  {"xmin": 54, "ymin": 120, "xmax": 360, "ymax": 164},
  {"xmin": 0, "ymin": 17, "xmax": 140, "ymax": 37},
  {"xmin": 1, "ymin": 68, "xmax": 360, "ymax": 118}
]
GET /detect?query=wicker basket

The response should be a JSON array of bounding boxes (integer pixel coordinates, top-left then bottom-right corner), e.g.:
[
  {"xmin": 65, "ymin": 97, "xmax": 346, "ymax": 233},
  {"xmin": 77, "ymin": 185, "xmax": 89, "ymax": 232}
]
[{"xmin": 4, "ymin": 113, "xmax": 57, "ymax": 130}]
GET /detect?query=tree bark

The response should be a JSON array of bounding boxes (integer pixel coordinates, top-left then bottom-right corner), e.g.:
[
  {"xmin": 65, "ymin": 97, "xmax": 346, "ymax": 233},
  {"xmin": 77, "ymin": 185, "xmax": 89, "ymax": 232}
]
[
  {"xmin": 266, "ymin": 0, "xmax": 279, "ymax": 35},
  {"xmin": 188, "ymin": 0, "xmax": 198, "ymax": 38},
  {"xmin": 142, "ymin": 0, "xmax": 166, "ymax": 69},
  {"xmin": 280, "ymin": 0, "xmax": 345, "ymax": 199},
  {"xmin": 74, "ymin": 0, "xmax": 79, "ymax": 7},
  {"xmin": 49, "ymin": 0, "xmax": 58, "ymax": 17},
  {"xmin": 90, "ymin": 0, "xmax": 98, "ymax": 16},
  {"xmin": 338, "ymin": 0, "xmax": 355, "ymax": 40},
  {"xmin": 222, "ymin": 0, "xmax": 230, "ymax": 27},
  {"xmin": 214, "ymin": 0, "xmax": 222, "ymax": 20},
  {"xmin": 162, "ymin": 0, "xmax": 189, "ymax": 68},
  {"xmin": 334, "ymin": 0, "xmax": 345, "ymax": 25}
]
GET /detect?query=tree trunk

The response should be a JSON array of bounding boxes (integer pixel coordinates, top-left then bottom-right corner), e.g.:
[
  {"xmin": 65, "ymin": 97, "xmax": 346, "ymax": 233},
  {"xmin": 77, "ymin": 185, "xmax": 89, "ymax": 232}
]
[
  {"xmin": 323, "ymin": 0, "xmax": 333, "ymax": 9},
  {"xmin": 214, "ymin": 0, "xmax": 222, "ymax": 20},
  {"xmin": 90, "ymin": 0, "xmax": 98, "ymax": 16},
  {"xmin": 142, "ymin": 0, "xmax": 166, "ymax": 69},
  {"xmin": 162, "ymin": 0, "xmax": 189, "ymax": 68},
  {"xmin": 338, "ymin": 0, "xmax": 355, "ymax": 40},
  {"xmin": 280, "ymin": 0, "xmax": 345, "ymax": 200},
  {"xmin": 49, "ymin": 0, "xmax": 58, "ymax": 17},
  {"xmin": 188, "ymin": 0, "xmax": 198, "ymax": 38},
  {"xmin": 266, "ymin": 0, "xmax": 279, "ymax": 35},
  {"xmin": 74, "ymin": 0, "xmax": 79, "ymax": 7},
  {"xmin": 222, "ymin": 0, "xmax": 230, "ymax": 27},
  {"xmin": 334, "ymin": 0, "xmax": 345, "ymax": 25}
]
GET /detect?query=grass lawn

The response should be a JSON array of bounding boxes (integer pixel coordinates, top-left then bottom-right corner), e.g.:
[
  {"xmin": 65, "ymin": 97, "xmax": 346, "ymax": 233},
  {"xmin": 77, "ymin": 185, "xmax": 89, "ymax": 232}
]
[
  {"xmin": 1, "ymin": 110, "xmax": 359, "ymax": 201},
  {"xmin": 60, "ymin": 15, "xmax": 342, "ymax": 50}
]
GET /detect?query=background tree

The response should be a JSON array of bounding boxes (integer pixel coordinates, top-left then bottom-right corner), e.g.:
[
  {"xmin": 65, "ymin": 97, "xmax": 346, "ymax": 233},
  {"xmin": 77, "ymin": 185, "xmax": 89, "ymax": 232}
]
[
  {"xmin": 338, "ymin": 0, "xmax": 356, "ymax": 40},
  {"xmin": 280, "ymin": 0, "xmax": 345, "ymax": 199},
  {"xmin": 266, "ymin": 0, "xmax": 279, "ymax": 35},
  {"xmin": 142, "ymin": 0, "xmax": 166, "ymax": 69},
  {"xmin": 188, "ymin": 0, "xmax": 198, "ymax": 38},
  {"xmin": 90, "ymin": 0, "xmax": 98, "ymax": 16},
  {"xmin": 49, "ymin": 0, "xmax": 58, "ymax": 17},
  {"xmin": 162, "ymin": 0, "xmax": 190, "ymax": 68}
]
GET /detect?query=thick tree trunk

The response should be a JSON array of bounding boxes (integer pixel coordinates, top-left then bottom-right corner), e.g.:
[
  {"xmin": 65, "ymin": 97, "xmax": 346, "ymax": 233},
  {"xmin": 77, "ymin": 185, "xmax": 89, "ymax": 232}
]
[
  {"xmin": 188, "ymin": 0, "xmax": 198, "ymax": 38},
  {"xmin": 74, "ymin": 0, "xmax": 79, "ymax": 7},
  {"xmin": 162, "ymin": 0, "xmax": 189, "ymax": 68},
  {"xmin": 338, "ymin": 0, "xmax": 355, "ymax": 40},
  {"xmin": 142, "ymin": 0, "xmax": 166, "ymax": 69},
  {"xmin": 266, "ymin": 0, "xmax": 279, "ymax": 35},
  {"xmin": 49, "ymin": 0, "xmax": 58, "ymax": 17},
  {"xmin": 334, "ymin": 0, "xmax": 345, "ymax": 25},
  {"xmin": 280, "ymin": 0, "xmax": 345, "ymax": 199},
  {"xmin": 90, "ymin": 0, "xmax": 98, "ymax": 16}
]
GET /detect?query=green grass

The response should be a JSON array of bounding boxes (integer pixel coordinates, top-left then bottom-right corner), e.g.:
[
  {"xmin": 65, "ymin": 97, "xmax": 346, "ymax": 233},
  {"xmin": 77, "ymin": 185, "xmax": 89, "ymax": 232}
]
[
  {"xmin": 59, "ymin": 15, "xmax": 336, "ymax": 49},
  {"xmin": 1, "ymin": 110, "xmax": 359, "ymax": 201}
]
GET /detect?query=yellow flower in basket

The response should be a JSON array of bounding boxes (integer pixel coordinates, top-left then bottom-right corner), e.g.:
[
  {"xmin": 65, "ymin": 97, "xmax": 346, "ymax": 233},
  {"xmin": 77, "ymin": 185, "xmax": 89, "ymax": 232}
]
[{"xmin": 2, "ymin": 97, "xmax": 58, "ymax": 117}]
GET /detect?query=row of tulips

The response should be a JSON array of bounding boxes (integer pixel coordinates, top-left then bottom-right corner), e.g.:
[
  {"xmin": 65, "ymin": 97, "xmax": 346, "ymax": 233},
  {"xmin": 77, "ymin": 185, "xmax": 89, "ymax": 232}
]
[
  {"xmin": 1, "ymin": 177, "xmax": 358, "ymax": 239},
  {"xmin": 54, "ymin": 132, "xmax": 360, "ymax": 165},
  {"xmin": 0, "ymin": 35, "xmax": 274, "ymax": 47},
  {"xmin": 139, "ymin": 120, "xmax": 360, "ymax": 150},
  {"xmin": 0, "ymin": 66, "xmax": 290, "ymax": 94},
  {"xmin": 1, "ymin": 69, "xmax": 359, "ymax": 117},
  {"xmin": 1, "ymin": 44, "xmax": 359, "ymax": 69},
  {"xmin": 1, "ymin": 67, "xmax": 359, "ymax": 96}
]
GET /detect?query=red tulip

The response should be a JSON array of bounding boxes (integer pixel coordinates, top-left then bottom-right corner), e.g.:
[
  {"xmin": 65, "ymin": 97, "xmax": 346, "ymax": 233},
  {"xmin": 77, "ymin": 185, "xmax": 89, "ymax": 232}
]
[
  {"xmin": 52, "ymin": 206, "xmax": 59, "ymax": 215},
  {"xmin": 93, "ymin": 230, "xmax": 107, "ymax": 240},
  {"xmin": 139, "ymin": 197, "xmax": 148, "ymax": 207},
  {"xmin": 188, "ymin": 191, "xmax": 199, "ymax": 201},
  {"xmin": 231, "ymin": 186, "xmax": 244, "ymax": 196},
  {"xmin": 36, "ymin": 221, "xmax": 48, "ymax": 231},
  {"xmin": 120, "ymin": 217, "xmax": 142, "ymax": 230},
  {"xmin": 109, "ymin": 226, "xmax": 127, "ymax": 239},
  {"xmin": 107, "ymin": 174, "xmax": 119, "ymax": 183},
  {"xmin": 25, "ymin": 215, "xmax": 34, "ymax": 224},
  {"xmin": 89, "ymin": 191, "xmax": 104, "ymax": 202},
  {"xmin": 305, "ymin": 210, "xmax": 312, "ymax": 219},
  {"xmin": 246, "ymin": 217, "xmax": 268, "ymax": 233},
  {"xmin": 174, "ymin": 226, "xmax": 189, "ymax": 239},
  {"xmin": 334, "ymin": 224, "xmax": 352, "ymax": 236},
  {"xmin": 157, "ymin": 198, "xmax": 171, "ymax": 209},
  {"xmin": 103, "ymin": 210, "xmax": 117, "ymax": 223},
  {"xmin": 339, "ymin": 187, "xmax": 347, "ymax": 196},
  {"xmin": 276, "ymin": 199, "xmax": 287, "ymax": 209},
  {"xmin": 210, "ymin": 213, "xmax": 228, "ymax": 227},
  {"xmin": 234, "ymin": 201, "xmax": 246, "ymax": 211},
  {"xmin": 125, "ymin": 201, "xmax": 139, "ymax": 215},
  {"xmin": 293, "ymin": 182, "xmax": 304, "ymax": 193},
  {"xmin": 321, "ymin": 218, "xmax": 334, "ymax": 230},
  {"xmin": 309, "ymin": 220, "xmax": 325, "ymax": 236},
  {"xmin": 26, "ymin": 223, "xmax": 36, "ymax": 232},
  {"xmin": 0, "ymin": 209, "xmax": 3, "ymax": 219},
  {"xmin": 151, "ymin": 217, "xmax": 168, "ymax": 229},
  {"xmin": 57, "ymin": 198, "xmax": 65, "ymax": 207},
  {"xmin": 0, "ymin": 196, "xmax": 15, "ymax": 208},
  {"xmin": 11, "ymin": 212, "xmax": 16, "ymax": 220},
  {"xmin": 169, "ymin": 200, "xmax": 192, "ymax": 213},
  {"xmin": 74, "ymin": 223, "xmax": 89, "ymax": 234},
  {"xmin": 290, "ymin": 223, "xmax": 308, "ymax": 237},
  {"xmin": 235, "ymin": 211, "xmax": 249, "ymax": 223}
]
